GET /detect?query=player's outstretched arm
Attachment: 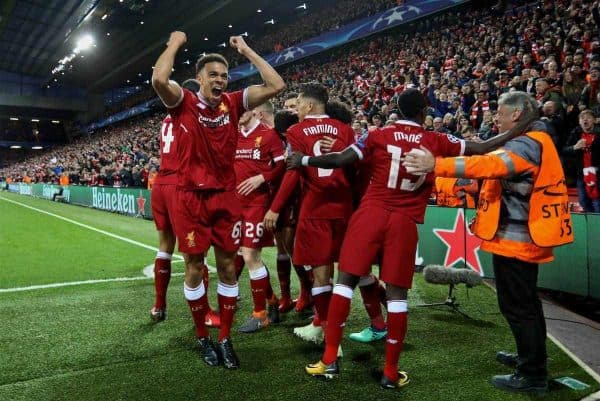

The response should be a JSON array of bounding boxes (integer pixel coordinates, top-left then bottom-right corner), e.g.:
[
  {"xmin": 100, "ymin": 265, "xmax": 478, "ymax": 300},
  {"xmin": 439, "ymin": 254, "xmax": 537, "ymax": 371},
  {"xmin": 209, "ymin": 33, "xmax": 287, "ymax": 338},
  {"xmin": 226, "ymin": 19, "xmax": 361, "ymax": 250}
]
[
  {"xmin": 230, "ymin": 36, "xmax": 285, "ymax": 110},
  {"xmin": 287, "ymin": 148, "xmax": 359, "ymax": 170},
  {"xmin": 464, "ymin": 110, "xmax": 538, "ymax": 155},
  {"xmin": 152, "ymin": 31, "xmax": 186, "ymax": 107}
]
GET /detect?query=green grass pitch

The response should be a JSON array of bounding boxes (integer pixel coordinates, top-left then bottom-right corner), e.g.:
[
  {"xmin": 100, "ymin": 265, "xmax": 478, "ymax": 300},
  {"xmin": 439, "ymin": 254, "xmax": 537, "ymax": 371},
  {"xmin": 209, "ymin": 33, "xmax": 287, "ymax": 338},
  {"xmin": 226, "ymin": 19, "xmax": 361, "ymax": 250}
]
[{"xmin": 0, "ymin": 191, "xmax": 598, "ymax": 401}]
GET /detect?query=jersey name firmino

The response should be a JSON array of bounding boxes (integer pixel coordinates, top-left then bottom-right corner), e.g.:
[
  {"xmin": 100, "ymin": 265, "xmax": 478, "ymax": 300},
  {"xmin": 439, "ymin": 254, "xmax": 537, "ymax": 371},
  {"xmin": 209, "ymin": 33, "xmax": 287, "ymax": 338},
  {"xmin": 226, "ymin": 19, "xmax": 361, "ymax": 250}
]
[{"xmin": 302, "ymin": 124, "xmax": 339, "ymax": 136}]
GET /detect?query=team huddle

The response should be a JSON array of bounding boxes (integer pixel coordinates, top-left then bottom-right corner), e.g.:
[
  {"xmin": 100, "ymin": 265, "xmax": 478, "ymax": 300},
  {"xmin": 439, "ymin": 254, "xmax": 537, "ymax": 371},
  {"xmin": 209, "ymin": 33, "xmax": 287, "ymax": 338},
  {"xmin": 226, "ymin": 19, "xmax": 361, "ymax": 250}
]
[{"xmin": 146, "ymin": 31, "xmax": 569, "ymax": 392}]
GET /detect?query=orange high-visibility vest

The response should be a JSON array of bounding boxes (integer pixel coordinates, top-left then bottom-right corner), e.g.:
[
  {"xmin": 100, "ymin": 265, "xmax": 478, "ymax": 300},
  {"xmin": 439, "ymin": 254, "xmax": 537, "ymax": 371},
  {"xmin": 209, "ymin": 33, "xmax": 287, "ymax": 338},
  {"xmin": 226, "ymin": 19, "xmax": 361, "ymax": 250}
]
[
  {"xmin": 471, "ymin": 131, "xmax": 573, "ymax": 247},
  {"xmin": 59, "ymin": 175, "xmax": 69, "ymax": 186},
  {"xmin": 435, "ymin": 177, "xmax": 478, "ymax": 208}
]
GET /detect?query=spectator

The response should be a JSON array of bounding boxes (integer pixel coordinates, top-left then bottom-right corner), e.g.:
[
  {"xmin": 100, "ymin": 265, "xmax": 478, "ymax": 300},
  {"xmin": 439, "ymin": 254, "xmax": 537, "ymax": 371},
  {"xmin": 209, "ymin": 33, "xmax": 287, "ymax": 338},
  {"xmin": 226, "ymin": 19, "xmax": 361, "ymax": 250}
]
[{"xmin": 563, "ymin": 110, "xmax": 600, "ymax": 213}]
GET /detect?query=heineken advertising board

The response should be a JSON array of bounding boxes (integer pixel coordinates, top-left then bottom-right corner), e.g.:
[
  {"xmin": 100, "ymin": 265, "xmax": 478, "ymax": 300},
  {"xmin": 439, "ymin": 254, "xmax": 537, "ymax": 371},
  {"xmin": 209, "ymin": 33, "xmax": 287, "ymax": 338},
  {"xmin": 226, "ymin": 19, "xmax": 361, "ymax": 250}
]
[{"xmin": 2, "ymin": 182, "xmax": 598, "ymax": 299}]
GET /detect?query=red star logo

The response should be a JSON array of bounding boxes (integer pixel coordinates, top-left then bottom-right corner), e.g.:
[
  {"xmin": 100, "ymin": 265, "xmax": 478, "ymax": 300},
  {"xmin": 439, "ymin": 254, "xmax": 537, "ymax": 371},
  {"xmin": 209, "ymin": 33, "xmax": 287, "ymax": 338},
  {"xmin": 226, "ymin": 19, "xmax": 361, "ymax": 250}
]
[
  {"xmin": 433, "ymin": 209, "xmax": 483, "ymax": 274},
  {"xmin": 137, "ymin": 191, "xmax": 146, "ymax": 216}
]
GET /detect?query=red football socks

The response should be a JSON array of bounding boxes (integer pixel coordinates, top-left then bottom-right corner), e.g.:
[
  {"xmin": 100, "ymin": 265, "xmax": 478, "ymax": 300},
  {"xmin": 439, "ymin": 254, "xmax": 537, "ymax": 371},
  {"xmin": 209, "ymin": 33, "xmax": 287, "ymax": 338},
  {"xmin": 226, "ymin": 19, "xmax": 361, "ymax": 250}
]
[
  {"xmin": 383, "ymin": 300, "xmax": 408, "ymax": 382},
  {"xmin": 359, "ymin": 276, "xmax": 386, "ymax": 330},
  {"xmin": 184, "ymin": 281, "xmax": 209, "ymax": 338},
  {"xmin": 311, "ymin": 285, "xmax": 332, "ymax": 325},
  {"xmin": 217, "ymin": 282, "xmax": 239, "ymax": 342},
  {"xmin": 153, "ymin": 253, "xmax": 172, "ymax": 309},
  {"xmin": 322, "ymin": 284, "xmax": 353, "ymax": 365},
  {"xmin": 249, "ymin": 266, "xmax": 269, "ymax": 313}
]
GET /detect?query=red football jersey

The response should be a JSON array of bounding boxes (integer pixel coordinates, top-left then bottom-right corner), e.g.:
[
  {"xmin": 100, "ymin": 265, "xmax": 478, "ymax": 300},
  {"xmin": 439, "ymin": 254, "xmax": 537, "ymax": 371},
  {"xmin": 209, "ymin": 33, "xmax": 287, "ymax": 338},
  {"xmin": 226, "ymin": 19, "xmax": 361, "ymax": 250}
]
[
  {"xmin": 286, "ymin": 115, "xmax": 355, "ymax": 219},
  {"xmin": 155, "ymin": 115, "xmax": 179, "ymax": 185},
  {"xmin": 351, "ymin": 119, "xmax": 465, "ymax": 223},
  {"xmin": 234, "ymin": 120, "xmax": 285, "ymax": 207},
  {"xmin": 168, "ymin": 88, "xmax": 247, "ymax": 191}
]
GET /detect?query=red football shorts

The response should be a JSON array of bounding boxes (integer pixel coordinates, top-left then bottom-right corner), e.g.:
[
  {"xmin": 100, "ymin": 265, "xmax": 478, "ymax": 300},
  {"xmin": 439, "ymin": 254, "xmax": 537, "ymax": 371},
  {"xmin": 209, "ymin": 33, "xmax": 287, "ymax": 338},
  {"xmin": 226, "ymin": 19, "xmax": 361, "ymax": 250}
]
[
  {"xmin": 293, "ymin": 218, "xmax": 347, "ymax": 266},
  {"xmin": 151, "ymin": 183, "xmax": 177, "ymax": 232},
  {"xmin": 240, "ymin": 205, "xmax": 273, "ymax": 249},
  {"xmin": 174, "ymin": 189, "xmax": 242, "ymax": 255},
  {"xmin": 338, "ymin": 206, "xmax": 418, "ymax": 288}
]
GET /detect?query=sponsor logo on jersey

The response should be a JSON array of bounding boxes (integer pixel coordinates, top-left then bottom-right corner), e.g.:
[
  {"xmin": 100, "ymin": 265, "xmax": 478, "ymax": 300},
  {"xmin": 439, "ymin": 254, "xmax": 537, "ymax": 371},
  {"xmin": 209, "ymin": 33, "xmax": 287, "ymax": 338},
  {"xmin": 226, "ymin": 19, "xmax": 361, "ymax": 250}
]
[{"xmin": 198, "ymin": 113, "xmax": 231, "ymax": 128}]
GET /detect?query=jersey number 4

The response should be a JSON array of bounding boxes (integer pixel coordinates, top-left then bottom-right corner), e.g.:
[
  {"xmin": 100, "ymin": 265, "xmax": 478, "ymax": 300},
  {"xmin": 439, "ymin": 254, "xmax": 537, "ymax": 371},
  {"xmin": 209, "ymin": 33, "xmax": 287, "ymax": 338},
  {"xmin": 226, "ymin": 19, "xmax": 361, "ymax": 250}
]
[
  {"xmin": 387, "ymin": 145, "xmax": 426, "ymax": 191},
  {"xmin": 161, "ymin": 122, "xmax": 175, "ymax": 154}
]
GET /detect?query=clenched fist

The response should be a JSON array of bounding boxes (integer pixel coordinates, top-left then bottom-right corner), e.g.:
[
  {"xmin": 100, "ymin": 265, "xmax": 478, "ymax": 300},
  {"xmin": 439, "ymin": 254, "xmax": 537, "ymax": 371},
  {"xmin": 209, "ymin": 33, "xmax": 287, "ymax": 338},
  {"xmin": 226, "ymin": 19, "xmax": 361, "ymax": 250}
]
[
  {"xmin": 167, "ymin": 31, "xmax": 187, "ymax": 48},
  {"xmin": 229, "ymin": 36, "xmax": 250, "ymax": 54}
]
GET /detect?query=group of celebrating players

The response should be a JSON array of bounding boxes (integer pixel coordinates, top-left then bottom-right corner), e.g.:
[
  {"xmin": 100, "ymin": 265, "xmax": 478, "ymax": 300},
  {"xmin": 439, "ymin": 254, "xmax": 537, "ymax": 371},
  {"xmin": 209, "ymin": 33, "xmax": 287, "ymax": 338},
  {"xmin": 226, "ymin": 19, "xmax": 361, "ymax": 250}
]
[{"xmin": 146, "ymin": 31, "xmax": 535, "ymax": 390}]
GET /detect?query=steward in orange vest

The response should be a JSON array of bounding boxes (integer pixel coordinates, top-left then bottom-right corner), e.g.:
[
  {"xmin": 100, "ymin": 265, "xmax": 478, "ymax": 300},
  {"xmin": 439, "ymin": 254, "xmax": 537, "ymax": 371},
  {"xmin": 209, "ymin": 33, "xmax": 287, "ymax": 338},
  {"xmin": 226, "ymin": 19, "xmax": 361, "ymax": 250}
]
[
  {"xmin": 404, "ymin": 91, "xmax": 570, "ymax": 393},
  {"xmin": 434, "ymin": 130, "xmax": 573, "ymax": 263}
]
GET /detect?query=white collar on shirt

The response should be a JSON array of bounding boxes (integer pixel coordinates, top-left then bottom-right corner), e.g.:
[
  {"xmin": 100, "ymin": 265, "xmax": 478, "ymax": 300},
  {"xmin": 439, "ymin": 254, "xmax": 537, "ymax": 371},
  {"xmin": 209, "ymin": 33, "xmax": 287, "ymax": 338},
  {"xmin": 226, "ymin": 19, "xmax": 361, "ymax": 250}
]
[
  {"xmin": 304, "ymin": 114, "xmax": 329, "ymax": 119},
  {"xmin": 395, "ymin": 119, "xmax": 422, "ymax": 128},
  {"xmin": 241, "ymin": 119, "xmax": 260, "ymax": 137},
  {"xmin": 195, "ymin": 91, "xmax": 222, "ymax": 109}
]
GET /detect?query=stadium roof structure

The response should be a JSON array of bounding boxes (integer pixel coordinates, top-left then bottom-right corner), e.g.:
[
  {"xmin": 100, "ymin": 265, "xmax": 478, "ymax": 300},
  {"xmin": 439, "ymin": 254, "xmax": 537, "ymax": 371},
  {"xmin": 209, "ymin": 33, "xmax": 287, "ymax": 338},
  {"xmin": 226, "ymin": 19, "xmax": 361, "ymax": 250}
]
[{"xmin": 0, "ymin": 0, "xmax": 317, "ymax": 93}]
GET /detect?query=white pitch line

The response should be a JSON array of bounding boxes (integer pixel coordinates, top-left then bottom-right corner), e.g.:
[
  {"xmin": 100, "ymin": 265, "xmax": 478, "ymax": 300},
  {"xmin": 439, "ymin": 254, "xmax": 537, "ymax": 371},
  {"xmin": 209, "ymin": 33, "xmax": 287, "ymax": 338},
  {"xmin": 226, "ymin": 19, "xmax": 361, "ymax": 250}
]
[
  {"xmin": 0, "ymin": 276, "xmax": 152, "ymax": 293},
  {"xmin": 0, "ymin": 195, "xmax": 183, "ymax": 260}
]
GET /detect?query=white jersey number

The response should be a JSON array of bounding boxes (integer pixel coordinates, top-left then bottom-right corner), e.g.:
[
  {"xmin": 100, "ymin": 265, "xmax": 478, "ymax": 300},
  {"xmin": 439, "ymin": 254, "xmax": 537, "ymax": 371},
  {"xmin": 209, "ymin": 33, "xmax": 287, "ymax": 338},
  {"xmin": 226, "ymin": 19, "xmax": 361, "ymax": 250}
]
[
  {"xmin": 312, "ymin": 141, "xmax": 333, "ymax": 177},
  {"xmin": 161, "ymin": 122, "xmax": 175, "ymax": 154},
  {"xmin": 386, "ymin": 144, "xmax": 426, "ymax": 191}
]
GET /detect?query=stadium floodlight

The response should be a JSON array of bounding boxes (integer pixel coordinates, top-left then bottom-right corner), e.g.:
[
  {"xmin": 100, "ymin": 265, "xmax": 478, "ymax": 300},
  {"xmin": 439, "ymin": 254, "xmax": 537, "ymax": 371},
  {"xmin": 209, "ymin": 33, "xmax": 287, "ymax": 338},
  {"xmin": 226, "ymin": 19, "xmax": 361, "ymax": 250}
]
[
  {"xmin": 31, "ymin": 119, "xmax": 39, "ymax": 122},
  {"xmin": 10, "ymin": 117, "xmax": 19, "ymax": 121},
  {"xmin": 32, "ymin": 146, "xmax": 43, "ymax": 150},
  {"xmin": 219, "ymin": 42, "xmax": 226, "ymax": 47},
  {"xmin": 242, "ymin": 32, "xmax": 248, "ymax": 37},
  {"xmin": 101, "ymin": 14, "xmax": 108, "ymax": 20},
  {"xmin": 257, "ymin": 9, "xmax": 262, "ymax": 13},
  {"xmin": 183, "ymin": 60, "xmax": 191, "ymax": 64},
  {"xmin": 265, "ymin": 19, "xmax": 275, "ymax": 24},
  {"xmin": 228, "ymin": 24, "xmax": 232, "ymax": 28},
  {"xmin": 52, "ymin": 120, "xmax": 60, "ymax": 124},
  {"xmin": 296, "ymin": 3, "xmax": 307, "ymax": 10},
  {"xmin": 76, "ymin": 35, "xmax": 94, "ymax": 51},
  {"xmin": 204, "ymin": 37, "xmax": 208, "ymax": 41},
  {"xmin": 10, "ymin": 145, "xmax": 22, "ymax": 149}
]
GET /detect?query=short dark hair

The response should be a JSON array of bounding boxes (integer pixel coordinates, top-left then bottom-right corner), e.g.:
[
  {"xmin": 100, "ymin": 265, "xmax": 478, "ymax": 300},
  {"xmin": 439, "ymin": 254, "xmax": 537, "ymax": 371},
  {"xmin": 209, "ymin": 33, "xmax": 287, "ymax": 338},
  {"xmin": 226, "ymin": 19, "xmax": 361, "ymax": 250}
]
[
  {"xmin": 274, "ymin": 110, "xmax": 299, "ymax": 136},
  {"xmin": 182, "ymin": 79, "xmax": 200, "ymax": 92},
  {"xmin": 397, "ymin": 89, "xmax": 427, "ymax": 120},
  {"xmin": 196, "ymin": 53, "xmax": 229, "ymax": 74},
  {"xmin": 284, "ymin": 92, "xmax": 298, "ymax": 101},
  {"xmin": 325, "ymin": 100, "xmax": 353, "ymax": 124},
  {"xmin": 299, "ymin": 82, "xmax": 328, "ymax": 106}
]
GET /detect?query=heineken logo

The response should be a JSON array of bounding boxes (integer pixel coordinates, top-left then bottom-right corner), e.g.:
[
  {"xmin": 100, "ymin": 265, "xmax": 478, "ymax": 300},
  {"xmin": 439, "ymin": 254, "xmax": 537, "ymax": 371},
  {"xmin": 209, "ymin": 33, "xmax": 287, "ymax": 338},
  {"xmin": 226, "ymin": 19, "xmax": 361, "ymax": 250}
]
[{"xmin": 92, "ymin": 187, "xmax": 137, "ymax": 214}]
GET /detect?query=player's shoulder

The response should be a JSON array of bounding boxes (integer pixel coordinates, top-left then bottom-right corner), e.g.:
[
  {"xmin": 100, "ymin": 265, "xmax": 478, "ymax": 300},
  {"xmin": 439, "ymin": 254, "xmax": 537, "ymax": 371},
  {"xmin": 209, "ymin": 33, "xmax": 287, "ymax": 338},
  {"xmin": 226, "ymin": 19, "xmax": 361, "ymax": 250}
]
[
  {"xmin": 222, "ymin": 89, "xmax": 243, "ymax": 103},
  {"xmin": 286, "ymin": 121, "xmax": 303, "ymax": 136}
]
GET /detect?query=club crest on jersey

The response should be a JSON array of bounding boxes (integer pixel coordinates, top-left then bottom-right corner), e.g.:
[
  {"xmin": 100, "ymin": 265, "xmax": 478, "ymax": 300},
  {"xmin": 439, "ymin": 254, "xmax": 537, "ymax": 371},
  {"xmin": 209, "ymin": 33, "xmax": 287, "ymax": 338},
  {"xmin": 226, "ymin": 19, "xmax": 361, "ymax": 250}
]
[
  {"xmin": 254, "ymin": 136, "xmax": 262, "ymax": 148},
  {"xmin": 219, "ymin": 103, "xmax": 229, "ymax": 113},
  {"xmin": 186, "ymin": 231, "xmax": 196, "ymax": 248}
]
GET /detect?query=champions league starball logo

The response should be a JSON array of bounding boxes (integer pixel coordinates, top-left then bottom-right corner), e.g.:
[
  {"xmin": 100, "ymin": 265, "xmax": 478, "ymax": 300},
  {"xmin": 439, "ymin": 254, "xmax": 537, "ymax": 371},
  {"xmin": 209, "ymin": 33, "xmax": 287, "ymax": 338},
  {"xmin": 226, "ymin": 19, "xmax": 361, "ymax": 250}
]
[
  {"xmin": 274, "ymin": 47, "xmax": 306, "ymax": 64},
  {"xmin": 372, "ymin": 5, "xmax": 422, "ymax": 29}
]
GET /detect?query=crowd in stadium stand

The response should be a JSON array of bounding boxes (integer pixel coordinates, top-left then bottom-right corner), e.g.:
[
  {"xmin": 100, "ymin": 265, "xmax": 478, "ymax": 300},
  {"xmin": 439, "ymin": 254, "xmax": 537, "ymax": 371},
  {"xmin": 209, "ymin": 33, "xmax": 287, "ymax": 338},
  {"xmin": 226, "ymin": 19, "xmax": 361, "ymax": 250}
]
[
  {"xmin": 2, "ymin": 0, "xmax": 600, "ymax": 210},
  {"xmin": 0, "ymin": 115, "xmax": 161, "ymax": 188}
]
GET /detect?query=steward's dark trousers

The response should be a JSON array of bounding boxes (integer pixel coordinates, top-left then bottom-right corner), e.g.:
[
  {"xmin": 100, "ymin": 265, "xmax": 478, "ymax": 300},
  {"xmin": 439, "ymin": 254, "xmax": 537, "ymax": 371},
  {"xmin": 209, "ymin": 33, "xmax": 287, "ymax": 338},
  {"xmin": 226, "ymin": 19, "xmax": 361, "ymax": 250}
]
[{"xmin": 493, "ymin": 254, "xmax": 547, "ymax": 379}]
